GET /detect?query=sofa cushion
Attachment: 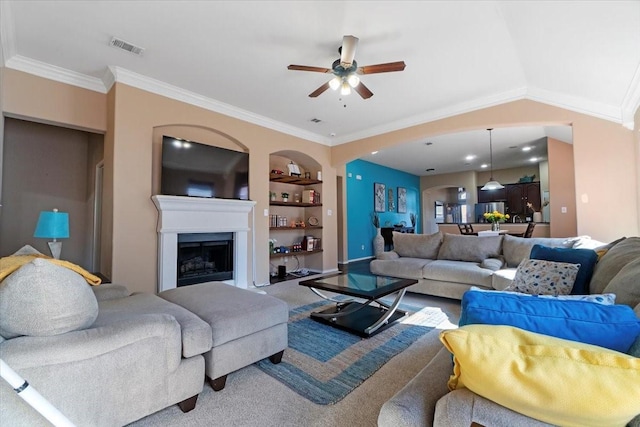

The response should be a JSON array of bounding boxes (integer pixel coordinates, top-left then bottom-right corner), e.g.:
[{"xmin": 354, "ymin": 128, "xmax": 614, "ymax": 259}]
[
  {"xmin": 529, "ymin": 244, "xmax": 598, "ymax": 295},
  {"xmin": 603, "ymin": 257, "xmax": 640, "ymax": 308},
  {"xmin": 423, "ymin": 260, "xmax": 494, "ymax": 288},
  {"xmin": 370, "ymin": 258, "xmax": 434, "ymax": 280},
  {"xmin": 459, "ymin": 288, "xmax": 639, "ymax": 352},
  {"xmin": 392, "ymin": 231, "xmax": 442, "ymax": 259},
  {"xmin": 506, "ymin": 259, "xmax": 579, "ymax": 296},
  {"xmin": 501, "ymin": 234, "xmax": 572, "ymax": 268},
  {"xmin": 0, "ymin": 258, "xmax": 99, "ymax": 338},
  {"xmin": 437, "ymin": 234, "xmax": 502, "ymax": 263},
  {"xmin": 95, "ymin": 292, "xmax": 213, "ymax": 358},
  {"xmin": 591, "ymin": 237, "xmax": 640, "ymax": 294},
  {"xmin": 439, "ymin": 325, "xmax": 640, "ymax": 427}
]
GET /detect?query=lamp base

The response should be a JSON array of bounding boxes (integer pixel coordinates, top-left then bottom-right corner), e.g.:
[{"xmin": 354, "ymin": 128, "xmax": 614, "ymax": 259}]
[{"xmin": 47, "ymin": 241, "xmax": 62, "ymax": 259}]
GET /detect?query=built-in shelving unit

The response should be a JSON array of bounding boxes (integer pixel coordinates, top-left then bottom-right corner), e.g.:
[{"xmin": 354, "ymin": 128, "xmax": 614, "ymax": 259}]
[{"xmin": 269, "ymin": 155, "xmax": 323, "ymax": 279}]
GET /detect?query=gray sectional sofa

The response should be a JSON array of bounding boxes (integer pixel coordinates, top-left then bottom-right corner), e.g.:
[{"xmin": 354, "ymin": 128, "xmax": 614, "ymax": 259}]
[
  {"xmin": 378, "ymin": 236, "xmax": 640, "ymax": 427},
  {"xmin": 370, "ymin": 231, "xmax": 584, "ymax": 300},
  {"xmin": 0, "ymin": 248, "xmax": 288, "ymax": 427}
]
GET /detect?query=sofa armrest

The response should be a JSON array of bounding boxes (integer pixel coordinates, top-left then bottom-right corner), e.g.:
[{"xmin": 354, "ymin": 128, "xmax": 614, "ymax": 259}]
[
  {"xmin": 377, "ymin": 251, "xmax": 400, "ymax": 260},
  {"xmin": 0, "ymin": 313, "xmax": 182, "ymax": 372},
  {"xmin": 434, "ymin": 388, "xmax": 555, "ymax": 427},
  {"xmin": 91, "ymin": 283, "xmax": 132, "ymax": 301},
  {"xmin": 378, "ymin": 346, "xmax": 453, "ymax": 427}
]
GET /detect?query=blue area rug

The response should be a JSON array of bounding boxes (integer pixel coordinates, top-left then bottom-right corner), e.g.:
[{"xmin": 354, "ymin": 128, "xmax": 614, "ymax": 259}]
[{"xmin": 255, "ymin": 299, "xmax": 448, "ymax": 405}]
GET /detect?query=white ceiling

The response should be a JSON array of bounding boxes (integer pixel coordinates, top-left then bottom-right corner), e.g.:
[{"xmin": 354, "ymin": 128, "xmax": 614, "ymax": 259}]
[{"xmin": 1, "ymin": 1, "xmax": 638, "ymax": 176}]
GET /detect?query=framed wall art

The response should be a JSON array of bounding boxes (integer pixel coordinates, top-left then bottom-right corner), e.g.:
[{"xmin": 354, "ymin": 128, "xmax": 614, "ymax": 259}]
[
  {"xmin": 397, "ymin": 187, "xmax": 407, "ymax": 213},
  {"xmin": 388, "ymin": 188, "xmax": 395, "ymax": 212},
  {"xmin": 374, "ymin": 183, "xmax": 386, "ymax": 212}
]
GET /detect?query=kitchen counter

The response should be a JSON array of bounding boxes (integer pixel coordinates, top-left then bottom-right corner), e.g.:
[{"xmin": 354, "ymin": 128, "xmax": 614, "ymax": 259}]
[{"xmin": 438, "ymin": 222, "xmax": 550, "ymax": 238}]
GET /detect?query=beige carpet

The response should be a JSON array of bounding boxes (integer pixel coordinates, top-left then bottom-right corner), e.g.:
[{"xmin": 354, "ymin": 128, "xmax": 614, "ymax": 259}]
[{"xmin": 128, "ymin": 278, "xmax": 460, "ymax": 427}]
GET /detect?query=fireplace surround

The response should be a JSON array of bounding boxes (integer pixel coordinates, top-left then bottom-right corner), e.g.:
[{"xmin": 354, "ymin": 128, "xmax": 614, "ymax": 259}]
[{"xmin": 152, "ymin": 195, "xmax": 256, "ymax": 292}]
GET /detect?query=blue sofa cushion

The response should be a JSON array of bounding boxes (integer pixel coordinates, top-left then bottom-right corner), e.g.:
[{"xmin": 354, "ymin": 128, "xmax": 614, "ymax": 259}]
[
  {"xmin": 529, "ymin": 244, "xmax": 598, "ymax": 295},
  {"xmin": 459, "ymin": 289, "xmax": 640, "ymax": 353}
]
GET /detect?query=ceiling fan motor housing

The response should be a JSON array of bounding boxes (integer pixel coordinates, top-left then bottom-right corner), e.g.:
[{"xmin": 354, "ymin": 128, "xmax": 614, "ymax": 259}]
[{"xmin": 332, "ymin": 59, "xmax": 358, "ymax": 77}]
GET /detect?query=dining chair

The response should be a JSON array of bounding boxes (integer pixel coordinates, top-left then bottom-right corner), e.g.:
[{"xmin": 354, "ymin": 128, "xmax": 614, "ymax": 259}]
[
  {"xmin": 523, "ymin": 222, "xmax": 536, "ymax": 238},
  {"xmin": 457, "ymin": 223, "xmax": 474, "ymax": 235}
]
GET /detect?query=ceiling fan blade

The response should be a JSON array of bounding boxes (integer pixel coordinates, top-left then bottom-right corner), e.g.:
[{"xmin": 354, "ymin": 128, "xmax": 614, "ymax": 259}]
[
  {"xmin": 353, "ymin": 81, "xmax": 374, "ymax": 99},
  {"xmin": 288, "ymin": 65, "xmax": 332, "ymax": 73},
  {"xmin": 308, "ymin": 81, "xmax": 331, "ymax": 98},
  {"xmin": 357, "ymin": 61, "xmax": 406, "ymax": 74},
  {"xmin": 340, "ymin": 35, "xmax": 359, "ymax": 66}
]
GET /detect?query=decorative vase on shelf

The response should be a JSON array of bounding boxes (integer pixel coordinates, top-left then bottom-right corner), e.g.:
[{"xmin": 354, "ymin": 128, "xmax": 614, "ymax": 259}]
[
  {"xmin": 491, "ymin": 222, "xmax": 500, "ymax": 232},
  {"xmin": 373, "ymin": 228, "xmax": 384, "ymax": 256}
]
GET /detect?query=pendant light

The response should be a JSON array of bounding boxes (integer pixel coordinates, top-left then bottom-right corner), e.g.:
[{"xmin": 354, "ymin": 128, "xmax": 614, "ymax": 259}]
[{"xmin": 481, "ymin": 128, "xmax": 504, "ymax": 191}]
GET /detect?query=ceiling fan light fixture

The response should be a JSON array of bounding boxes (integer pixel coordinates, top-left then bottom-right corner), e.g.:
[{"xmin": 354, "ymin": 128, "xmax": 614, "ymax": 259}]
[
  {"xmin": 347, "ymin": 74, "xmax": 360, "ymax": 88},
  {"xmin": 329, "ymin": 76, "xmax": 341, "ymax": 91},
  {"xmin": 340, "ymin": 81, "xmax": 351, "ymax": 96},
  {"xmin": 481, "ymin": 128, "xmax": 504, "ymax": 191}
]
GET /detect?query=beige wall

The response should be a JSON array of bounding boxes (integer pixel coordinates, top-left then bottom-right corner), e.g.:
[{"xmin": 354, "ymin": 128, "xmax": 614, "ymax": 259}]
[
  {"xmin": 106, "ymin": 83, "xmax": 336, "ymax": 293},
  {"xmin": 333, "ymin": 100, "xmax": 638, "ymax": 242},
  {"xmin": 547, "ymin": 137, "xmax": 577, "ymax": 237}
]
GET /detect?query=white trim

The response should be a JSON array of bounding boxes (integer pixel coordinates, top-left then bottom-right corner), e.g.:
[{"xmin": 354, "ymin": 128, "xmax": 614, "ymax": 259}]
[
  {"xmin": 331, "ymin": 87, "xmax": 528, "ymax": 145},
  {"xmin": 526, "ymin": 86, "xmax": 623, "ymax": 126},
  {"xmin": 105, "ymin": 66, "xmax": 331, "ymax": 145},
  {"xmin": 621, "ymin": 62, "xmax": 640, "ymax": 130},
  {"xmin": 5, "ymin": 55, "xmax": 107, "ymax": 93},
  {"xmin": 0, "ymin": 0, "xmax": 16, "ymax": 66}
]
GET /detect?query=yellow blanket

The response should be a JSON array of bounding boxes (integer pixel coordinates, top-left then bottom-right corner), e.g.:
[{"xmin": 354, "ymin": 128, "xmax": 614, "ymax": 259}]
[{"xmin": 0, "ymin": 255, "xmax": 102, "ymax": 285}]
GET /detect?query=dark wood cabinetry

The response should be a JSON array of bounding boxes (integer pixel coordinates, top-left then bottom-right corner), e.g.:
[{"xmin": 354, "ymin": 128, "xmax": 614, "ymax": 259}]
[
  {"xmin": 477, "ymin": 186, "xmax": 506, "ymax": 203},
  {"xmin": 505, "ymin": 182, "xmax": 541, "ymax": 216}
]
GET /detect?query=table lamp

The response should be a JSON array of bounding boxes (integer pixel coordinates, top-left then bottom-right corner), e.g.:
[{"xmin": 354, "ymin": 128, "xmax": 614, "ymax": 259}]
[{"xmin": 34, "ymin": 208, "xmax": 69, "ymax": 259}]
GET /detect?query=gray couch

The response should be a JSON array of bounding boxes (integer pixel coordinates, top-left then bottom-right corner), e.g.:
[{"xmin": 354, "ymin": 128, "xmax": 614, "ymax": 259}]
[
  {"xmin": 0, "ymin": 250, "xmax": 288, "ymax": 427},
  {"xmin": 371, "ymin": 231, "xmax": 585, "ymax": 300},
  {"xmin": 0, "ymin": 256, "xmax": 210, "ymax": 427},
  {"xmin": 378, "ymin": 236, "xmax": 640, "ymax": 427}
]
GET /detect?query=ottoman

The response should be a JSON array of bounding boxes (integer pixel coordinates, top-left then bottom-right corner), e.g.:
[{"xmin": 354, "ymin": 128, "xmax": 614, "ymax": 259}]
[{"xmin": 159, "ymin": 282, "xmax": 288, "ymax": 391}]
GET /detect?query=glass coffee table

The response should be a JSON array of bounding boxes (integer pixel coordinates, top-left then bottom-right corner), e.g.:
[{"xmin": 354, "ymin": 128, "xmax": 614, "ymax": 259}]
[{"xmin": 298, "ymin": 272, "xmax": 417, "ymax": 337}]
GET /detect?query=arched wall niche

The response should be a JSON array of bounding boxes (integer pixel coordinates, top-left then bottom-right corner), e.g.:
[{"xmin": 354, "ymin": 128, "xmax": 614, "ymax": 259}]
[{"xmin": 151, "ymin": 124, "xmax": 249, "ymax": 195}]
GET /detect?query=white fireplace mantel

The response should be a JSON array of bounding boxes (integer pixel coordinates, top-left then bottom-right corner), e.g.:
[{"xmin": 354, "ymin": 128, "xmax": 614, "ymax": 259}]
[{"xmin": 152, "ymin": 195, "xmax": 256, "ymax": 292}]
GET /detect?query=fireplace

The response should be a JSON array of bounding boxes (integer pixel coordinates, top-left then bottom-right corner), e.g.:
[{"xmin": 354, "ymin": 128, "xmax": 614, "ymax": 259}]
[
  {"xmin": 152, "ymin": 195, "xmax": 256, "ymax": 292},
  {"xmin": 177, "ymin": 233, "xmax": 234, "ymax": 286}
]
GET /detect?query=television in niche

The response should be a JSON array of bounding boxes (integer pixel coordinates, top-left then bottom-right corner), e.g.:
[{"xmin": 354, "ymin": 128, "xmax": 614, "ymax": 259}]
[{"xmin": 161, "ymin": 136, "xmax": 249, "ymax": 200}]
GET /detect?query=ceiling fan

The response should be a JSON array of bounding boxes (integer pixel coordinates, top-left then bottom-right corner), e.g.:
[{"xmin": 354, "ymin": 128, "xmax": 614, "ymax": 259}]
[{"xmin": 288, "ymin": 35, "xmax": 406, "ymax": 99}]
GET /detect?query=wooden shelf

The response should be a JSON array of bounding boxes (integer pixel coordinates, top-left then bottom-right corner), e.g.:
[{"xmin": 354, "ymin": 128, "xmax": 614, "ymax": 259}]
[
  {"xmin": 270, "ymin": 174, "xmax": 322, "ymax": 186},
  {"xmin": 270, "ymin": 249, "xmax": 323, "ymax": 259},
  {"xmin": 270, "ymin": 201, "xmax": 321, "ymax": 207},
  {"xmin": 269, "ymin": 226, "xmax": 322, "ymax": 231}
]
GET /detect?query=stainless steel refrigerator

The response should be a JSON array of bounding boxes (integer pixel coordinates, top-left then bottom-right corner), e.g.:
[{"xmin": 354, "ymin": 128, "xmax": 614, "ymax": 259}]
[{"xmin": 475, "ymin": 202, "xmax": 506, "ymax": 223}]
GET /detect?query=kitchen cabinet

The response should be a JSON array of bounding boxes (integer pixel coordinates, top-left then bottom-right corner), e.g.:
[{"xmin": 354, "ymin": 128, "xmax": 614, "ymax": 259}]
[
  {"xmin": 505, "ymin": 182, "xmax": 541, "ymax": 217},
  {"xmin": 477, "ymin": 186, "xmax": 506, "ymax": 203}
]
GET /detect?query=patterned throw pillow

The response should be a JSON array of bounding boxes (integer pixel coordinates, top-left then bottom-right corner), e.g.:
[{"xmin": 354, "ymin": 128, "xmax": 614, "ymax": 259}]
[{"xmin": 506, "ymin": 259, "xmax": 580, "ymax": 296}]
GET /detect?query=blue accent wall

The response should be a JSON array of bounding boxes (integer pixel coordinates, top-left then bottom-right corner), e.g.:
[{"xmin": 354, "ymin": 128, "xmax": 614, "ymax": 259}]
[{"xmin": 346, "ymin": 160, "xmax": 421, "ymax": 261}]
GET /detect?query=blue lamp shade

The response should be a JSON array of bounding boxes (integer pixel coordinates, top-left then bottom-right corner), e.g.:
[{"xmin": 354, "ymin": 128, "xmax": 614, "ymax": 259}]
[{"xmin": 34, "ymin": 210, "xmax": 70, "ymax": 239}]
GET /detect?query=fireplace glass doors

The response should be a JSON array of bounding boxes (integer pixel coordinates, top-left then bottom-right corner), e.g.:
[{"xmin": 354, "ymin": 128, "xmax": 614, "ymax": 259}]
[{"xmin": 177, "ymin": 233, "xmax": 233, "ymax": 286}]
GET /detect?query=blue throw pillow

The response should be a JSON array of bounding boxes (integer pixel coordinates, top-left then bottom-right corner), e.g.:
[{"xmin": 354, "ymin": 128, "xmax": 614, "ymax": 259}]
[
  {"xmin": 529, "ymin": 244, "xmax": 598, "ymax": 295},
  {"xmin": 460, "ymin": 289, "xmax": 640, "ymax": 353}
]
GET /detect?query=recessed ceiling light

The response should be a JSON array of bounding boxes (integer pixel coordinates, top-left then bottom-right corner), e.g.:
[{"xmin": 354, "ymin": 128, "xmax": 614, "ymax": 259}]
[
  {"xmin": 529, "ymin": 157, "xmax": 538, "ymax": 162},
  {"xmin": 522, "ymin": 146, "xmax": 532, "ymax": 152},
  {"xmin": 480, "ymin": 163, "xmax": 488, "ymax": 168},
  {"xmin": 426, "ymin": 168, "xmax": 435, "ymax": 172},
  {"xmin": 465, "ymin": 155, "xmax": 476, "ymax": 161},
  {"xmin": 371, "ymin": 151, "xmax": 379, "ymax": 155}
]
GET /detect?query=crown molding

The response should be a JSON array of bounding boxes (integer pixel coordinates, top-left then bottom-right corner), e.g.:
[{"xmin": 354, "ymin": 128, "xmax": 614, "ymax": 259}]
[
  {"xmin": 5, "ymin": 55, "xmax": 107, "ymax": 93},
  {"xmin": 104, "ymin": 67, "xmax": 331, "ymax": 146},
  {"xmin": 525, "ymin": 86, "xmax": 622, "ymax": 127},
  {"xmin": 621, "ymin": 62, "xmax": 640, "ymax": 130},
  {"xmin": 330, "ymin": 87, "xmax": 529, "ymax": 145},
  {"xmin": 0, "ymin": 0, "xmax": 16, "ymax": 66}
]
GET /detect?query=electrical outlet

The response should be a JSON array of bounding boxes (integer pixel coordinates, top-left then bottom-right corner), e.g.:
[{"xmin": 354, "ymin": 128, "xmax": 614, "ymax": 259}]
[
  {"xmin": 561, "ymin": 207, "xmax": 567, "ymax": 213},
  {"xmin": 361, "ymin": 244, "xmax": 365, "ymax": 250}
]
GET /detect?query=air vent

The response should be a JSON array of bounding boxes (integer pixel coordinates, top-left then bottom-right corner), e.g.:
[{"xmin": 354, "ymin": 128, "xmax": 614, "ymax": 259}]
[
  {"xmin": 109, "ymin": 37, "xmax": 145, "ymax": 56},
  {"xmin": 310, "ymin": 118, "xmax": 322, "ymax": 123}
]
